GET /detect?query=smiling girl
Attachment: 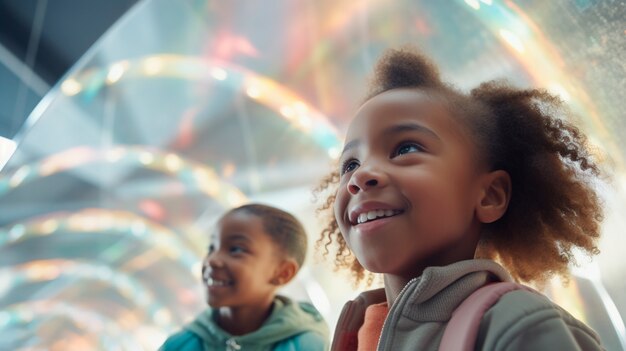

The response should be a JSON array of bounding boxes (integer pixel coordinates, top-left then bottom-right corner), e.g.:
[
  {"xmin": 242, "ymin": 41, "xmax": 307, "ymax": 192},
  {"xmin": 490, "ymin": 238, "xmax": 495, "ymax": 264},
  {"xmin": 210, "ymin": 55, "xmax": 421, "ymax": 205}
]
[{"xmin": 317, "ymin": 48, "xmax": 605, "ymax": 350}]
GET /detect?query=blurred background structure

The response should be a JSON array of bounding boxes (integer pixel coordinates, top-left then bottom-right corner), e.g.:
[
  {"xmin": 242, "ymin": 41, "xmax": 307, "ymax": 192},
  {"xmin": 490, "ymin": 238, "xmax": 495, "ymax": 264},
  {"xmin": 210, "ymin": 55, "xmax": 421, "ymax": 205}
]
[{"xmin": 0, "ymin": 0, "xmax": 624, "ymax": 350}]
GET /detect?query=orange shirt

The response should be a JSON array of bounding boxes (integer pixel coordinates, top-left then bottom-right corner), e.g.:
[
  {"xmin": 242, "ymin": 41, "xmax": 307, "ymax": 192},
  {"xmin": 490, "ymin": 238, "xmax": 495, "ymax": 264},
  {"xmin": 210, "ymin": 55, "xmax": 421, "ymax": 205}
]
[{"xmin": 357, "ymin": 302, "xmax": 389, "ymax": 351}]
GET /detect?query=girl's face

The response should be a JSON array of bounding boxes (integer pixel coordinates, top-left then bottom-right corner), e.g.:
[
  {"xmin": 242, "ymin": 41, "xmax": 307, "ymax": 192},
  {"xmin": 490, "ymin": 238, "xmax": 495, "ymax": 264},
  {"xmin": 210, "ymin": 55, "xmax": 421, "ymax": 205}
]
[
  {"xmin": 334, "ymin": 88, "xmax": 487, "ymax": 280},
  {"xmin": 201, "ymin": 211, "xmax": 281, "ymax": 308}
]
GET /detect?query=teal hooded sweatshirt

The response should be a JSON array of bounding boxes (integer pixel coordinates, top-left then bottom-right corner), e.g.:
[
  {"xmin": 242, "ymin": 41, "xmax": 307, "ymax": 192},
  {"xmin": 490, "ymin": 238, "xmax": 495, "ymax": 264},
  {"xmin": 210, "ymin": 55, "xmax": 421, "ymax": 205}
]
[{"xmin": 159, "ymin": 295, "xmax": 329, "ymax": 351}]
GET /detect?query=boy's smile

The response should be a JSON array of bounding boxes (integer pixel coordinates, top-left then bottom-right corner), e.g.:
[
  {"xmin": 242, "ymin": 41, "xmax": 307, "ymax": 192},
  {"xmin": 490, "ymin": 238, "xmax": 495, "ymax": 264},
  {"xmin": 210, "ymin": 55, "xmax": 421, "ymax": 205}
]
[
  {"xmin": 204, "ymin": 276, "xmax": 233, "ymax": 288},
  {"xmin": 202, "ymin": 211, "xmax": 282, "ymax": 309},
  {"xmin": 334, "ymin": 88, "xmax": 487, "ymax": 281}
]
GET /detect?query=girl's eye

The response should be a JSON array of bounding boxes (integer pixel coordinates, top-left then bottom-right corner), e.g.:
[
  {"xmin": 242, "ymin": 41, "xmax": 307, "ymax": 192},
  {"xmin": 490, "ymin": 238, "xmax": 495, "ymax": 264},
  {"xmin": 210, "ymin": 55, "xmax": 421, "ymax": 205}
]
[
  {"xmin": 207, "ymin": 245, "xmax": 215, "ymax": 254},
  {"xmin": 394, "ymin": 143, "xmax": 423, "ymax": 157},
  {"xmin": 341, "ymin": 159, "xmax": 359, "ymax": 175}
]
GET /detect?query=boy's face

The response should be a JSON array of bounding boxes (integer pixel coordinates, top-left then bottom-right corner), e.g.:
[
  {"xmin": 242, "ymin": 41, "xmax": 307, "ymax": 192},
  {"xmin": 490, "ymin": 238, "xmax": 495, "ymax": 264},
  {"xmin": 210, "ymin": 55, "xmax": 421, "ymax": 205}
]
[
  {"xmin": 202, "ymin": 211, "xmax": 282, "ymax": 308},
  {"xmin": 334, "ymin": 88, "xmax": 486, "ymax": 280}
]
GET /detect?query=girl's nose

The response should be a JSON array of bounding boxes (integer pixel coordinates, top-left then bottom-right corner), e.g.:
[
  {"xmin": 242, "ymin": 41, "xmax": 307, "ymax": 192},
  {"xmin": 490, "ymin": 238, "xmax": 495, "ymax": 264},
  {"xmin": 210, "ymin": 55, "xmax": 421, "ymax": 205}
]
[{"xmin": 347, "ymin": 164, "xmax": 387, "ymax": 194}]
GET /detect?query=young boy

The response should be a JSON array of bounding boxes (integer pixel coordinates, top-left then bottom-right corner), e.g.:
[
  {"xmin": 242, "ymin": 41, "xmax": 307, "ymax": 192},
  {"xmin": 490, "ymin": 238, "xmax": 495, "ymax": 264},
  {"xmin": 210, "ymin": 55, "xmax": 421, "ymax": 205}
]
[{"xmin": 159, "ymin": 204, "xmax": 329, "ymax": 351}]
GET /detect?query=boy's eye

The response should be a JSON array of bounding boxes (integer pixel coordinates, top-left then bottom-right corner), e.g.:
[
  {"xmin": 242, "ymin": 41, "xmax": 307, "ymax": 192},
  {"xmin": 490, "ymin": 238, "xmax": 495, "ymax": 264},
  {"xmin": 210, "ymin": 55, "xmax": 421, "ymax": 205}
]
[
  {"xmin": 341, "ymin": 159, "xmax": 359, "ymax": 175},
  {"xmin": 207, "ymin": 244, "xmax": 215, "ymax": 254},
  {"xmin": 394, "ymin": 143, "xmax": 423, "ymax": 156},
  {"xmin": 229, "ymin": 246, "xmax": 246, "ymax": 254}
]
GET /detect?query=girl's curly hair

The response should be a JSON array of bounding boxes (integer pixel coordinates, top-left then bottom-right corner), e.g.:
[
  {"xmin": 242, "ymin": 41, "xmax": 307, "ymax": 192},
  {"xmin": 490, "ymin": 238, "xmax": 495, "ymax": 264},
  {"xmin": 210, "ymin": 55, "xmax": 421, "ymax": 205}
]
[{"xmin": 315, "ymin": 47, "xmax": 603, "ymax": 286}]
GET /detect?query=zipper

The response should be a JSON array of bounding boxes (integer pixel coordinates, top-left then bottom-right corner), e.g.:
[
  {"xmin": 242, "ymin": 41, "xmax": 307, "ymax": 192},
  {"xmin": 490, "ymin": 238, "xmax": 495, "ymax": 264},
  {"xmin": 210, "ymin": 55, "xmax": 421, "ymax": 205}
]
[
  {"xmin": 226, "ymin": 337, "xmax": 241, "ymax": 351},
  {"xmin": 376, "ymin": 277, "xmax": 417, "ymax": 350}
]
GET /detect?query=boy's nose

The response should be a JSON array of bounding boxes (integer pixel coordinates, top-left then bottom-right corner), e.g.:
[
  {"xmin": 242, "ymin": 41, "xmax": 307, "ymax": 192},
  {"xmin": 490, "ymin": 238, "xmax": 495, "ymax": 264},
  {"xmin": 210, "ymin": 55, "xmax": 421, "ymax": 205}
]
[
  {"xmin": 201, "ymin": 261, "xmax": 209, "ymax": 281},
  {"xmin": 205, "ymin": 252, "xmax": 225, "ymax": 269},
  {"xmin": 347, "ymin": 165, "xmax": 387, "ymax": 194}
]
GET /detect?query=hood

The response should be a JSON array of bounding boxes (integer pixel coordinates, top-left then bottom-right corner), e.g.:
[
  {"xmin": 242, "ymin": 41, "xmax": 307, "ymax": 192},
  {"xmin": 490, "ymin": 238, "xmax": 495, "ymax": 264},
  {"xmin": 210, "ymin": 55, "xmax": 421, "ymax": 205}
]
[{"xmin": 185, "ymin": 295, "xmax": 328, "ymax": 350}]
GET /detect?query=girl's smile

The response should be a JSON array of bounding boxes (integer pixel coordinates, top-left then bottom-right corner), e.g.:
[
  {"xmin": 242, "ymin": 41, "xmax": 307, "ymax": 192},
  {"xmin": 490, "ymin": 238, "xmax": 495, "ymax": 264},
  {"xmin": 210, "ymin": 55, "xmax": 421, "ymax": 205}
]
[
  {"xmin": 349, "ymin": 201, "xmax": 404, "ymax": 225},
  {"xmin": 334, "ymin": 88, "xmax": 487, "ymax": 281},
  {"xmin": 348, "ymin": 201, "xmax": 405, "ymax": 236}
]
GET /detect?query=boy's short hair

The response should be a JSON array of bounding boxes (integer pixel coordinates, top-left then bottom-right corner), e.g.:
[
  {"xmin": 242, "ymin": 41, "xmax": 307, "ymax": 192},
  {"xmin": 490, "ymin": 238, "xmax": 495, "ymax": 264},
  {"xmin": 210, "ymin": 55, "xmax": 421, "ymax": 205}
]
[{"xmin": 227, "ymin": 204, "xmax": 308, "ymax": 269}]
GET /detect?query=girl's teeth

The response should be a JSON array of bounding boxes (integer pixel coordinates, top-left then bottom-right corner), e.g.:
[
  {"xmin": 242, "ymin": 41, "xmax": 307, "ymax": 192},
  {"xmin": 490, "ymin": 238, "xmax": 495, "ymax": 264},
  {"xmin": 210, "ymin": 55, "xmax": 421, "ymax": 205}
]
[
  {"xmin": 358, "ymin": 213, "xmax": 368, "ymax": 223},
  {"xmin": 357, "ymin": 210, "xmax": 400, "ymax": 224}
]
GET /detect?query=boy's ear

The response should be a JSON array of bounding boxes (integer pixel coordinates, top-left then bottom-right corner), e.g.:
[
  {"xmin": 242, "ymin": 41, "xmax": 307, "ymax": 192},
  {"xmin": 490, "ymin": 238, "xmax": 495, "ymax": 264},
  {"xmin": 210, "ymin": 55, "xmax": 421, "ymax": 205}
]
[
  {"xmin": 476, "ymin": 170, "xmax": 511, "ymax": 224},
  {"xmin": 271, "ymin": 258, "xmax": 299, "ymax": 286}
]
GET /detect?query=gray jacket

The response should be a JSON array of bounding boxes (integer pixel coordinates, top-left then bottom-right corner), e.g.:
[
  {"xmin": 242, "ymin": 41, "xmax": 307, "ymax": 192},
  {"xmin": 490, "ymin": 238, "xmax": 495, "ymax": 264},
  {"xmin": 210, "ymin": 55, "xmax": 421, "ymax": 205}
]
[{"xmin": 331, "ymin": 259, "xmax": 604, "ymax": 350}]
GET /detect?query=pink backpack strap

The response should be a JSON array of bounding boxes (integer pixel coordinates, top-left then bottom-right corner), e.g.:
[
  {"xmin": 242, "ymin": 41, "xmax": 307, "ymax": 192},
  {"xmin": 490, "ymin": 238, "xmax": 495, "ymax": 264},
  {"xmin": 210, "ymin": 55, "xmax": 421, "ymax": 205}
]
[{"xmin": 438, "ymin": 282, "xmax": 536, "ymax": 351}]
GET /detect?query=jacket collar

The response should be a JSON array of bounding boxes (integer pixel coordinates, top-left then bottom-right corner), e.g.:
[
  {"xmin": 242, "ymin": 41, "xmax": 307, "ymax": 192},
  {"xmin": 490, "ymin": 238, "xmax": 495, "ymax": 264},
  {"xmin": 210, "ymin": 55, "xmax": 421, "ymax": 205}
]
[
  {"xmin": 186, "ymin": 295, "xmax": 328, "ymax": 348},
  {"xmin": 331, "ymin": 259, "xmax": 513, "ymax": 350},
  {"xmin": 389, "ymin": 259, "xmax": 512, "ymax": 322}
]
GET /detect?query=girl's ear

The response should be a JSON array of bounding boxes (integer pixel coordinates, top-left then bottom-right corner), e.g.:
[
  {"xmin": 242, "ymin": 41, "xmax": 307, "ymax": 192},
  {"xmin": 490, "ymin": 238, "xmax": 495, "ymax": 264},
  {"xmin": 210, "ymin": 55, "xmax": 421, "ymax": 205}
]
[
  {"xmin": 476, "ymin": 170, "xmax": 511, "ymax": 224},
  {"xmin": 271, "ymin": 258, "xmax": 299, "ymax": 286}
]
